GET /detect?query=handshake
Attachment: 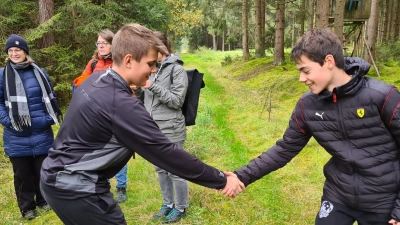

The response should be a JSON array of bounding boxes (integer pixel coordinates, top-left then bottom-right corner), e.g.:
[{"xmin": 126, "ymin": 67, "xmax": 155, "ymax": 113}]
[{"xmin": 218, "ymin": 171, "xmax": 246, "ymax": 198}]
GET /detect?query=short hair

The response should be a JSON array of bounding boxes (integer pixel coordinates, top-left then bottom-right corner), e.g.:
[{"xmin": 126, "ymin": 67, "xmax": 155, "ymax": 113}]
[
  {"xmin": 112, "ymin": 24, "xmax": 168, "ymax": 66},
  {"xmin": 92, "ymin": 29, "xmax": 114, "ymax": 60},
  {"xmin": 153, "ymin": 31, "xmax": 172, "ymax": 54},
  {"xmin": 290, "ymin": 28, "xmax": 344, "ymax": 70}
]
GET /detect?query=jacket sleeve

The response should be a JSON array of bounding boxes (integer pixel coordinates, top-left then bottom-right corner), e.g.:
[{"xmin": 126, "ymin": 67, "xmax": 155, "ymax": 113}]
[
  {"xmin": 234, "ymin": 99, "xmax": 312, "ymax": 186},
  {"xmin": 148, "ymin": 66, "xmax": 188, "ymax": 109},
  {"xmin": 383, "ymin": 88, "xmax": 400, "ymax": 221},
  {"xmin": 73, "ymin": 60, "xmax": 93, "ymax": 87},
  {"xmin": 0, "ymin": 68, "xmax": 11, "ymax": 128},
  {"xmin": 112, "ymin": 96, "xmax": 227, "ymax": 189},
  {"xmin": 381, "ymin": 87, "xmax": 400, "ymax": 146}
]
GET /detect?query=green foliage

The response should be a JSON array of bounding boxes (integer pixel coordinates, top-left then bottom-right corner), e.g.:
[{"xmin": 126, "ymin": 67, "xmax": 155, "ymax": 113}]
[
  {"xmin": 220, "ymin": 54, "xmax": 232, "ymax": 66},
  {"xmin": 376, "ymin": 40, "xmax": 400, "ymax": 66},
  {"xmin": 0, "ymin": 0, "xmax": 177, "ymax": 106}
]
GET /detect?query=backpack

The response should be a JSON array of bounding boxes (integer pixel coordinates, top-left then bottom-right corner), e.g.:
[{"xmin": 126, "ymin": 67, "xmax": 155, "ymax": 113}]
[
  {"xmin": 169, "ymin": 66, "xmax": 205, "ymax": 126},
  {"xmin": 91, "ymin": 60, "xmax": 98, "ymax": 72}
]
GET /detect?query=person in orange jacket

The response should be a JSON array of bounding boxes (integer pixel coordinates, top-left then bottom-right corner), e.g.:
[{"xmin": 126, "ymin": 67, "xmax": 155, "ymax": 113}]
[
  {"xmin": 73, "ymin": 29, "xmax": 114, "ymax": 87},
  {"xmin": 73, "ymin": 29, "xmax": 129, "ymax": 203}
]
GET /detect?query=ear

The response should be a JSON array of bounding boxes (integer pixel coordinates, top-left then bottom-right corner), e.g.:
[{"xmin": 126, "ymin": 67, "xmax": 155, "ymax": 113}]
[
  {"xmin": 324, "ymin": 55, "xmax": 336, "ymax": 69},
  {"xmin": 124, "ymin": 54, "xmax": 133, "ymax": 69}
]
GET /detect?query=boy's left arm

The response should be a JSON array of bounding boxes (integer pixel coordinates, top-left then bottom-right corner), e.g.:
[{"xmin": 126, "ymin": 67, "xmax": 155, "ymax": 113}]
[
  {"xmin": 381, "ymin": 87, "xmax": 400, "ymax": 146},
  {"xmin": 383, "ymin": 87, "xmax": 400, "ymax": 222}
]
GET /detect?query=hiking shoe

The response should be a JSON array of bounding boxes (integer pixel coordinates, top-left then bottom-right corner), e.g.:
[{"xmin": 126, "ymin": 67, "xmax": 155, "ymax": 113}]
[
  {"xmin": 39, "ymin": 204, "xmax": 52, "ymax": 211},
  {"xmin": 116, "ymin": 187, "xmax": 127, "ymax": 203},
  {"xmin": 23, "ymin": 210, "xmax": 37, "ymax": 220},
  {"xmin": 152, "ymin": 205, "xmax": 173, "ymax": 220},
  {"xmin": 162, "ymin": 208, "xmax": 186, "ymax": 224}
]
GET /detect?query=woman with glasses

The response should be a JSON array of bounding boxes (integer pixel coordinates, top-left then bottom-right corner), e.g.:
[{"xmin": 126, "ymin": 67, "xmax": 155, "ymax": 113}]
[
  {"xmin": 73, "ymin": 29, "xmax": 130, "ymax": 204},
  {"xmin": 0, "ymin": 34, "xmax": 62, "ymax": 220},
  {"xmin": 73, "ymin": 29, "xmax": 114, "ymax": 88}
]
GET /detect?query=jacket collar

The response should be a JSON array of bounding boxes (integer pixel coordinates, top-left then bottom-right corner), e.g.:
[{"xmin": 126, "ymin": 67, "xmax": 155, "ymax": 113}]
[{"xmin": 317, "ymin": 57, "xmax": 370, "ymax": 101}]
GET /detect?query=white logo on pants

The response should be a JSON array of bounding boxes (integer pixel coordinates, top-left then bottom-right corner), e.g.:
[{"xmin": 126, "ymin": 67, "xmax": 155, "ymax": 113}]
[{"xmin": 319, "ymin": 200, "xmax": 334, "ymax": 218}]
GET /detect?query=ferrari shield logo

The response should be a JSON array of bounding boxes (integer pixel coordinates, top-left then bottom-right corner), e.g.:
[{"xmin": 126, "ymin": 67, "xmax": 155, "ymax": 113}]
[{"xmin": 357, "ymin": 108, "xmax": 364, "ymax": 118}]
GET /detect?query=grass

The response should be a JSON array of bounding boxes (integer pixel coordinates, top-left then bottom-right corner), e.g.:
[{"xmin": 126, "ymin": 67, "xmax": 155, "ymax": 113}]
[{"xmin": 0, "ymin": 49, "xmax": 399, "ymax": 224}]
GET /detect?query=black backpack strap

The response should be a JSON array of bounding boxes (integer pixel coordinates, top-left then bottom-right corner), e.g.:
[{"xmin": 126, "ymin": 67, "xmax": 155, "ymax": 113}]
[
  {"xmin": 169, "ymin": 65, "xmax": 176, "ymax": 85},
  {"xmin": 91, "ymin": 60, "xmax": 98, "ymax": 73}
]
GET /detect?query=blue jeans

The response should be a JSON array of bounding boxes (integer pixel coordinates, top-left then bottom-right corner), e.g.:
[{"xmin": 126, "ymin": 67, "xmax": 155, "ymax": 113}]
[
  {"xmin": 154, "ymin": 141, "xmax": 188, "ymax": 211},
  {"xmin": 108, "ymin": 164, "xmax": 128, "ymax": 188}
]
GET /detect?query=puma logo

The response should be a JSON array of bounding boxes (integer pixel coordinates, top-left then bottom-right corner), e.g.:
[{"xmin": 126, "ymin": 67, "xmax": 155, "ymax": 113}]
[{"xmin": 315, "ymin": 112, "xmax": 324, "ymax": 120}]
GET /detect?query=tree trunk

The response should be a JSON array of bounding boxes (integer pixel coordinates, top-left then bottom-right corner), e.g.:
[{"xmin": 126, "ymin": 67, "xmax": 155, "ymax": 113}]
[
  {"xmin": 394, "ymin": 0, "xmax": 400, "ymax": 40},
  {"xmin": 334, "ymin": 0, "xmax": 345, "ymax": 45},
  {"xmin": 382, "ymin": 0, "xmax": 390, "ymax": 42},
  {"xmin": 242, "ymin": 0, "xmax": 250, "ymax": 60},
  {"xmin": 39, "ymin": 0, "xmax": 55, "ymax": 48},
  {"xmin": 261, "ymin": 0, "xmax": 265, "ymax": 54},
  {"xmin": 255, "ymin": 0, "xmax": 265, "ymax": 58},
  {"xmin": 388, "ymin": 0, "xmax": 395, "ymax": 41},
  {"xmin": 364, "ymin": 0, "xmax": 380, "ymax": 63},
  {"xmin": 315, "ymin": 0, "xmax": 330, "ymax": 28},
  {"xmin": 212, "ymin": 32, "xmax": 217, "ymax": 51},
  {"xmin": 300, "ymin": 0, "xmax": 306, "ymax": 35},
  {"xmin": 307, "ymin": 0, "xmax": 315, "ymax": 30},
  {"xmin": 274, "ymin": 0, "xmax": 285, "ymax": 65},
  {"xmin": 222, "ymin": 30, "xmax": 225, "ymax": 52}
]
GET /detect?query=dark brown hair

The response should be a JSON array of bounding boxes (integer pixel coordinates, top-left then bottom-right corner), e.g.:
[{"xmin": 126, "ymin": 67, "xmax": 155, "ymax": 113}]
[
  {"xmin": 290, "ymin": 28, "xmax": 344, "ymax": 69},
  {"xmin": 153, "ymin": 31, "xmax": 172, "ymax": 54}
]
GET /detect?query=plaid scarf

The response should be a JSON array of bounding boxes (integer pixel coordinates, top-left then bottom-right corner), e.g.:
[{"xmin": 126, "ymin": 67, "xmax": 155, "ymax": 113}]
[{"xmin": 3, "ymin": 57, "xmax": 63, "ymax": 131}]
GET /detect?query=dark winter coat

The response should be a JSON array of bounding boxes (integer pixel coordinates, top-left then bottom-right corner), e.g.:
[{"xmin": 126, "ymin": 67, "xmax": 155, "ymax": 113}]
[
  {"xmin": 235, "ymin": 57, "xmax": 400, "ymax": 219},
  {"xmin": 0, "ymin": 66, "xmax": 55, "ymax": 157},
  {"xmin": 41, "ymin": 69, "xmax": 226, "ymax": 199}
]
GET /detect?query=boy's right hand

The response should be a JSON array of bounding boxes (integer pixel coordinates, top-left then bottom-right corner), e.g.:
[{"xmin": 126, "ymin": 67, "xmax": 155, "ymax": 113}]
[
  {"xmin": 219, "ymin": 171, "xmax": 245, "ymax": 198},
  {"xmin": 130, "ymin": 84, "xmax": 140, "ymax": 91}
]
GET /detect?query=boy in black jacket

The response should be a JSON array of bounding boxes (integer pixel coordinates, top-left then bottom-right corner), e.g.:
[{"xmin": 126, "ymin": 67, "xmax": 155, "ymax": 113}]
[
  {"xmin": 234, "ymin": 29, "xmax": 400, "ymax": 225},
  {"xmin": 40, "ymin": 24, "xmax": 244, "ymax": 225}
]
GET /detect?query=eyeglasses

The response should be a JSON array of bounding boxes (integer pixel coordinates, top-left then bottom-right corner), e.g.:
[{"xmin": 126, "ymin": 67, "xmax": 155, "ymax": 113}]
[
  {"xmin": 7, "ymin": 48, "xmax": 23, "ymax": 54},
  {"xmin": 95, "ymin": 42, "xmax": 110, "ymax": 47}
]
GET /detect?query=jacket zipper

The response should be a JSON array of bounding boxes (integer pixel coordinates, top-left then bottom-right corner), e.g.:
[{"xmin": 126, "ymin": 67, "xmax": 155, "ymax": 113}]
[
  {"xmin": 149, "ymin": 64, "xmax": 163, "ymax": 117},
  {"xmin": 335, "ymin": 93, "xmax": 359, "ymax": 207}
]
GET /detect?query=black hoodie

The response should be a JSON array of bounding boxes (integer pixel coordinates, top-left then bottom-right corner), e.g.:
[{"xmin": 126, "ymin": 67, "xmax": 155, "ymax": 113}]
[{"xmin": 41, "ymin": 68, "xmax": 226, "ymax": 199}]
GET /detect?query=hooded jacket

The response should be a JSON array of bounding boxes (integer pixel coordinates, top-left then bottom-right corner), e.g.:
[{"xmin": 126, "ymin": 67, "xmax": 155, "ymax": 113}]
[
  {"xmin": 135, "ymin": 54, "xmax": 188, "ymax": 143},
  {"xmin": 41, "ymin": 69, "xmax": 226, "ymax": 199},
  {"xmin": 235, "ymin": 57, "xmax": 400, "ymax": 219}
]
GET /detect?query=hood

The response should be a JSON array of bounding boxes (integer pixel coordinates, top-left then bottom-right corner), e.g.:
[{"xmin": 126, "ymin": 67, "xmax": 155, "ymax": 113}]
[
  {"xmin": 318, "ymin": 57, "xmax": 371, "ymax": 100},
  {"xmin": 344, "ymin": 57, "xmax": 370, "ymax": 77},
  {"xmin": 162, "ymin": 53, "xmax": 184, "ymax": 66}
]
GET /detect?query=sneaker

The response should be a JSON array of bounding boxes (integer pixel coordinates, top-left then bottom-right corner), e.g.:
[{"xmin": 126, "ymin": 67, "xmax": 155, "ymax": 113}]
[
  {"xmin": 39, "ymin": 204, "xmax": 52, "ymax": 212},
  {"xmin": 116, "ymin": 187, "xmax": 127, "ymax": 203},
  {"xmin": 152, "ymin": 205, "xmax": 173, "ymax": 220},
  {"xmin": 162, "ymin": 208, "xmax": 186, "ymax": 224},
  {"xmin": 23, "ymin": 210, "xmax": 37, "ymax": 220}
]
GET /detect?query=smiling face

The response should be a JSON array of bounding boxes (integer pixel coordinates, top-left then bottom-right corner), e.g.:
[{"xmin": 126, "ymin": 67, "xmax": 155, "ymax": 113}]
[
  {"xmin": 125, "ymin": 47, "xmax": 158, "ymax": 86},
  {"xmin": 296, "ymin": 55, "xmax": 334, "ymax": 95},
  {"xmin": 7, "ymin": 47, "xmax": 27, "ymax": 64},
  {"xmin": 97, "ymin": 36, "xmax": 112, "ymax": 56}
]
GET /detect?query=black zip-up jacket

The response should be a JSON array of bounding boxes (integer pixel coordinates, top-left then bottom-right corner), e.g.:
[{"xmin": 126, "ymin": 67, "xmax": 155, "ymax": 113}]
[
  {"xmin": 235, "ymin": 57, "xmax": 400, "ymax": 219},
  {"xmin": 41, "ymin": 68, "xmax": 226, "ymax": 199}
]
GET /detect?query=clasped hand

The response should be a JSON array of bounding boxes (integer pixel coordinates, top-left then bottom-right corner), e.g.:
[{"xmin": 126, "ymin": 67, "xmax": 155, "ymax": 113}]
[{"xmin": 218, "ymin": 171, "xmax": 245, "ymax": 198}]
